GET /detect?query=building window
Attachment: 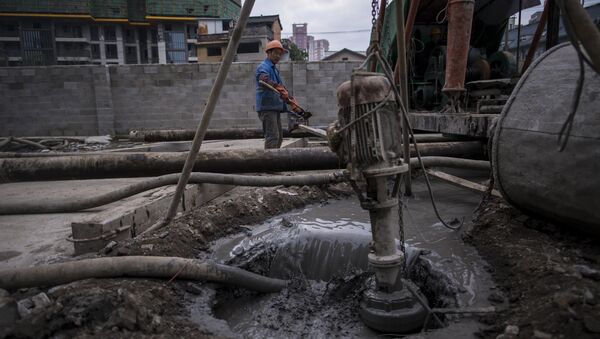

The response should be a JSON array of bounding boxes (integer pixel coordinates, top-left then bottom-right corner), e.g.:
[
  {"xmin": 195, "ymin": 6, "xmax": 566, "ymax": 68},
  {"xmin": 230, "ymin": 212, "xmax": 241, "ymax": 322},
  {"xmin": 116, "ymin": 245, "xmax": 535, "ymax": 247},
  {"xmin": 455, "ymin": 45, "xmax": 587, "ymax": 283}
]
[
  {"xmin": 91, "ymin": 44, "xmax": 100, "ymax": 59},
  {"xmin": 186, "ymin": 24, "xmax": 197, "ymax": 39},
  {"xmin": 104, "ymin": 26, "xmax": 117, "ymax": 41},
  {"xmin": 237, "ymin": 42, "xmax": 260, "ymax": 54},
  {"xmin": 21, "ymin": 29, "xmax": 54, "ymax": 65},
  {"xmin": 222, "ymin": 20, "xmax": 231, "ymax": 32},
  {"xmin": 151, "ymin": 46, "xmax": 159, "ymax": 63},
  {"xmin": 165, "ymin": 28, "xmax": 187, "ymax": 63},
  {"xmin": 188, "ymin": 44, "xmax": 197, "ymax": 57},
  {"xmin": 342, "ymin": 57, "xmax": 348, "ymax": 61},
  {"xmin": 0, "ymin": 23, "xmax": 19, "ymax": 37},
  {"xmin": 106, "ymin": 44, "xmax": 118, "ymax": 59},
  {"xmin": 125, "ymin": 46, "xmax": 137, "ymax": 64},
  {"xmin": 150, "ymin": 29, "xmax": 158, "ymax": 44},
  {"xmin": 207, "ymin": 47, "xmax": 221, "ymax": 57},
  {"xmin": 125, "ymin": 29, "xmax": 136, "ymax": 44},
  {"xmin": 90, "ymin": 26, "xmax": 99, "ymax": 41}
]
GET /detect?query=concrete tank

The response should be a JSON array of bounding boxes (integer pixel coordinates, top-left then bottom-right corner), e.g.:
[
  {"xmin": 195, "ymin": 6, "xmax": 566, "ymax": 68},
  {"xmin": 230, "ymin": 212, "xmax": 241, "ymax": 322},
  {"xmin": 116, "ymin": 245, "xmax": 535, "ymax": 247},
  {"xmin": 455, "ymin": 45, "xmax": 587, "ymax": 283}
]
[{"xmin": 492, "ymin": 43, "xmax": 600, "ymax": 235}]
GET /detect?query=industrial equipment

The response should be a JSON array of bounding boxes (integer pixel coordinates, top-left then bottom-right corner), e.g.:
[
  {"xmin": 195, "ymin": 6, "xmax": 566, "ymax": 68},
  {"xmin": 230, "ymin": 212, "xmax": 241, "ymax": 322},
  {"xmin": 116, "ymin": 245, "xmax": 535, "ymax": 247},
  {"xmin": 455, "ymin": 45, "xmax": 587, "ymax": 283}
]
[{"xmin": 330, "ymin": 68, "xmax": 428, "ymax": 332}]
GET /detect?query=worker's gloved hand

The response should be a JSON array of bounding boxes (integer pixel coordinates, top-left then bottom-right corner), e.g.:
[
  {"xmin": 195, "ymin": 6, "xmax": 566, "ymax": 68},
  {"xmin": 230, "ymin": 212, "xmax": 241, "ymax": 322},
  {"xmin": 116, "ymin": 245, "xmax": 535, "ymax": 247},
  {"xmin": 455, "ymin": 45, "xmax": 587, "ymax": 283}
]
[
  {"xmin": 275, "ymin": 84, "xmax": 289, "ymax": 101},
  {"xmin": 288, "ymin": 97, "xmax": 304, "ymax": 113}
]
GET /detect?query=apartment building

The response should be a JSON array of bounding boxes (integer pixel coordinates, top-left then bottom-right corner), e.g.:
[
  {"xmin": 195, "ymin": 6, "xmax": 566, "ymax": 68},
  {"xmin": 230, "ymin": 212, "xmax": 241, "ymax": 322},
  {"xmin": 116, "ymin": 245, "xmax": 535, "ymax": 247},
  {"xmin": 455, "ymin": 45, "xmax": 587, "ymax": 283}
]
[{"xmin": 0, "ymin": 0, "xmax": 240, "ymax": 66}]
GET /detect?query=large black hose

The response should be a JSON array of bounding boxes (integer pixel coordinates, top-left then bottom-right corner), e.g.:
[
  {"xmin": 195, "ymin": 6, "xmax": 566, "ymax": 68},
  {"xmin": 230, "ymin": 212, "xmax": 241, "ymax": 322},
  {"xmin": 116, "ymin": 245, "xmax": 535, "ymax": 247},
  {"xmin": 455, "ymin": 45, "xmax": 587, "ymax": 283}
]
[
  {"xmin": 0, "ymin": 171, "xmax": 349, "ymax": 215},
  {"xmin": 0, "ymin": 157, "xmax": 490, "ymax": 215},
  {"xmin": 0, "ymin": 143, "xmax": 484, "ymax": 181},
  {"xmin": 0, "ymin": 256, "xmax": 287, "ymax": 293}
]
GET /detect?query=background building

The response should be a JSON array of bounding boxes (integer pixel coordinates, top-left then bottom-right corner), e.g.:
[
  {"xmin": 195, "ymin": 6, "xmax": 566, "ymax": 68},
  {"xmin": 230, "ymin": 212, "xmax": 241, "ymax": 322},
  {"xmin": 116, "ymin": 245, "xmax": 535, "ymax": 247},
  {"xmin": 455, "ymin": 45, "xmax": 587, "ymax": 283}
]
[
  {"xmin": 502, "ymin": 3, "xmax": 600, "ymax": 64},
  {"xmin": 290, "ymin": 23, "xmax": 308, "ymax": 51},
  {"xmin": 195, "ymin": 15, "xmax": 282, "ymax": 62},
  {"xmin": 0, "ymin": 0, "xmax": 241, "ymax": 66},
  {"xmin": 309, "ymin": 39, "xmax": 329, "ymax": 61},
  {"xmin": 290, "ymin": 23, "xmax": 329, "ymax": 61},
  {"xmin": 322, "ymin": 48, "xmax": 365, "ymax": 62}
]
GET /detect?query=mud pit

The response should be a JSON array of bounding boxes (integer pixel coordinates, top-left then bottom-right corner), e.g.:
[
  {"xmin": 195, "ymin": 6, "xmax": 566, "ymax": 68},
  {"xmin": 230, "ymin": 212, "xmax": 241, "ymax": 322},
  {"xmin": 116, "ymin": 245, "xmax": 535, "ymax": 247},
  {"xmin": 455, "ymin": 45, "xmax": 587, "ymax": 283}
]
[
  {"xmin": 3, "ymin": 171, "xmax": 598, "ymax": 338},
  {"xmin": 204, "ymin": 171, "xmax": 494, "ymax": 338}
]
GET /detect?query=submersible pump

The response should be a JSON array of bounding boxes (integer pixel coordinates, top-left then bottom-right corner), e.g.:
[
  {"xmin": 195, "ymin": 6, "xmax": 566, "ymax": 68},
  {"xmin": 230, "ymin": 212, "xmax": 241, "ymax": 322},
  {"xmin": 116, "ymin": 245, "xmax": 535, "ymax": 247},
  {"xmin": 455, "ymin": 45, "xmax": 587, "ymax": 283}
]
[{"xmin": 329, "ymin": 71, "xmax": 428, "ymax": 333}]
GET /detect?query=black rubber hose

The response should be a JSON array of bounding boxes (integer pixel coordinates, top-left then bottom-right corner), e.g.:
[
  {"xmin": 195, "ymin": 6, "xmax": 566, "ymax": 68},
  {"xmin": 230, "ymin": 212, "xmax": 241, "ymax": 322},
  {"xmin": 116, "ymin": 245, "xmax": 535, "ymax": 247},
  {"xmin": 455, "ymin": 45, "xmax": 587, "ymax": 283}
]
[
  {"xmin": 0, "ymin": 171, "xmax": 349, "ymax": 215},
  {"xmin": 0, "ymin": 256, "xmax": 287, "ymax": 293}
]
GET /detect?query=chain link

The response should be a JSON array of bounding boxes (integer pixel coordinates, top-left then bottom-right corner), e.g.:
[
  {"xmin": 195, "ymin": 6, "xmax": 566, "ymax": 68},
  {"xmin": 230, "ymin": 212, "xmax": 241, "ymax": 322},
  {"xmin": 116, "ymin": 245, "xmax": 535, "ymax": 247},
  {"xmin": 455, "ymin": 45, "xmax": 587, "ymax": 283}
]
[{"xmin": 371, "ymin": 0, "xmax": 378, "ymax": 26}]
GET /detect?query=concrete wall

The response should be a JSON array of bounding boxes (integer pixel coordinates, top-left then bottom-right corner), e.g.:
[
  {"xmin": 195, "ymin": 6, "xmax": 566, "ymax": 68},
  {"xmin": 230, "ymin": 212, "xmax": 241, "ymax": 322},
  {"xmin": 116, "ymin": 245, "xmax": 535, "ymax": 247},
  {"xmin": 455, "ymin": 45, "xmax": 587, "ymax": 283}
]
[{"xmin": 0, "ymin": 61, "xmax": 361, "ymax": 136}]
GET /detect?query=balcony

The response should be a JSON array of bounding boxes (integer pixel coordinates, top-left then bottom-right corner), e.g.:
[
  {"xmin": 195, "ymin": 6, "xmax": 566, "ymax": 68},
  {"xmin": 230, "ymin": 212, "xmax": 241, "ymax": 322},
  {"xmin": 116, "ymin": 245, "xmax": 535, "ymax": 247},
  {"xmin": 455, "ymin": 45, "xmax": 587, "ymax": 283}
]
[
  {"xmin": 196, "ymin": 25, "xmax": 274, "ymax": 44},
  {"xmin": 196, "ymin": 32, "xmax": 229, "ymax": 44}
]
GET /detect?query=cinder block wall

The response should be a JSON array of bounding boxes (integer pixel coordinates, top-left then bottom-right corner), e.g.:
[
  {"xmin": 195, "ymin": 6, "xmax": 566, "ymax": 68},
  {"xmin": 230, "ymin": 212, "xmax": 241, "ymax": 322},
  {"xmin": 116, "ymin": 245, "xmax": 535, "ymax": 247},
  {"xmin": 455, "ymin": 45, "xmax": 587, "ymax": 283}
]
[
  {"xmin": 0, "ymin": 66, "xmax": 99, "ymax": 136},
  {"xmin": 0, "ymin": 61, "xmax": 362, "ymax": 136}
]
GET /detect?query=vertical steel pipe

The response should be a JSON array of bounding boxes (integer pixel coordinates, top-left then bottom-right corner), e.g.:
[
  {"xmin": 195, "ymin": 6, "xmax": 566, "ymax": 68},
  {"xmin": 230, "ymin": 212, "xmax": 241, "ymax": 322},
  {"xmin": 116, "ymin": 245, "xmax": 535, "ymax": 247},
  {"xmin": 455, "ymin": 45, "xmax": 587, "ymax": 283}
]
[
  {"xmin": 522, "ymin": 0, "xmax": 550, "ymax": 74},
  {"xmin": 395, "ymin": 0, "xmax": 412, "ymax": 196},
  {"xmin": 404, "ymin": 0, "xmax": 422, "ymax": 49},
  {"xmin": 442, "ymin": 0, "xmax": 475, "ymax": 95},
  {"xmin": 516, "ymin": 0, "xmax": 523, "ymax": 72},
  {"xmin": 144, "ymin": 0, "xmax": 256, "ymax": 235}
]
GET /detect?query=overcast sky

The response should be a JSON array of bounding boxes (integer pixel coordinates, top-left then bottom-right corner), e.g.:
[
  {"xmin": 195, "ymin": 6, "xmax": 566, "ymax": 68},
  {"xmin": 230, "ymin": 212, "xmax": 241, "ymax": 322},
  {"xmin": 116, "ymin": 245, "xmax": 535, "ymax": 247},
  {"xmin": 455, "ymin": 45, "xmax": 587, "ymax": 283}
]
[{"xmin": 247, "ymin": 0, "xmax": 600, "ymax": 52}]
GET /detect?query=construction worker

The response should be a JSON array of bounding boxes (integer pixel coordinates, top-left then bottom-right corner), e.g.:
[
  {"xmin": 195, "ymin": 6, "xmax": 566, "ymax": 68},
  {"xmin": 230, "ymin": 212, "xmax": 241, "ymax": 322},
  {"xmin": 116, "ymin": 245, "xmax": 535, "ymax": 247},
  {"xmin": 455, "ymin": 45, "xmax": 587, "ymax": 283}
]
[{"xmin": 255, "ymin": 40, "xmax": 303, "ymax": 149}]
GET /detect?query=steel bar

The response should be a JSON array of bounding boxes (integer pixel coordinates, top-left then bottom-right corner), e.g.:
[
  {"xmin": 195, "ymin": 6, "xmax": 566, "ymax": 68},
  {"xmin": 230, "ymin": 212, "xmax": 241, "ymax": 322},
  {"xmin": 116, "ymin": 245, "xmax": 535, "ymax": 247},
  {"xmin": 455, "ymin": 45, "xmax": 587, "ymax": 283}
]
[
  {"xmin": 522, "ymin": 0, "xmax": 550, "ymax": 74},
  {"xmin": 404, "ymin": 0, "xmax": 422, "ymax": 49},
  {"xmin": 0, "ymin": 143, "xmax": 485, "ymax": 181},
  {"xmin": 160, "ymin": 0, "xmax": 255, "ymax": 234},
  {"xmin": 563, "ymin": 0, "xmax": 600, "ymax": 72},
  {"xmin": 517, "ymin": 0, "xmax": 523, "ymax": 72},
  {"xmin": 546, "ymin": 0, "xmax": 560, "ymax": 50},
  {"xmin": 395, "ymin": 0, "xmax": 412, "ymax": 196},
  {"xmin": 425, "ymin": 169, "xmax": 501, "ymax": 197}
]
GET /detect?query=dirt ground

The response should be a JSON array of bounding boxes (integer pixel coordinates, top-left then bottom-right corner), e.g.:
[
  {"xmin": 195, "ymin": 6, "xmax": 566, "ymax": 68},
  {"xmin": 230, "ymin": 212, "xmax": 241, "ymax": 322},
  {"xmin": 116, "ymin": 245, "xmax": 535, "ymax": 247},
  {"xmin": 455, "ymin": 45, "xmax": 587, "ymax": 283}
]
[
  {"xmin": 2, "ymin": 182, "xmax": 600, "ymax": 338},
  {"xmin": 466, "ymin": 198, "xmax": 600, "ymax": 339},
  {"xmin": 1, "ymin": 183, "xmax": 353, "ymax": 339}
]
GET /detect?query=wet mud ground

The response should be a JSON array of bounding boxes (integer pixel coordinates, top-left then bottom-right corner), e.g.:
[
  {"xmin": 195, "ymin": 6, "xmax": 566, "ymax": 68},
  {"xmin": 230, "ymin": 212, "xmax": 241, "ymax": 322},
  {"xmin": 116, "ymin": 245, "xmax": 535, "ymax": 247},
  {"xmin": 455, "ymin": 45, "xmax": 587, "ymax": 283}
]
[{"xmin": 2, "ymin": 171, "xmax": 600, "ymax": 338}]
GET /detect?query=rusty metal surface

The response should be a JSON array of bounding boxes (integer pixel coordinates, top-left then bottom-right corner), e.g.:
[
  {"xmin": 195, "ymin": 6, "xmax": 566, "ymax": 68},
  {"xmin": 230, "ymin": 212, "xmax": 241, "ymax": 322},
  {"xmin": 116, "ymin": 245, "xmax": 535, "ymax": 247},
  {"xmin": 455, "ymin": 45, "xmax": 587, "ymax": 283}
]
[
  {"xmin": 443, "ymin": 0, "xmax": 475, "ymax": 94},
  {"xmin": 408, "ymin": 112, "xmax": 495, "ymax": 137}
]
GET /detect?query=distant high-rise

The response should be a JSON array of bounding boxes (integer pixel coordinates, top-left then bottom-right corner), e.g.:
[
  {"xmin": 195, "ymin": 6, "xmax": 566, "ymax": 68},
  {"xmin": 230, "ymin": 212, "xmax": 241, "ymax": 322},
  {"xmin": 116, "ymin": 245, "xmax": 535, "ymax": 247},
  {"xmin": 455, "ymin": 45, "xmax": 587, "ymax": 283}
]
[
  {"xmin": 290, "ymin": 23, "xmax": 309, "ymax": 51},
  {"xmin": 309, "ymin": 39, "xmax": 329, "ymax": 61},
  {"xmin": 290, "ymin": 23, "xmax": 329, "ymax": 61}
]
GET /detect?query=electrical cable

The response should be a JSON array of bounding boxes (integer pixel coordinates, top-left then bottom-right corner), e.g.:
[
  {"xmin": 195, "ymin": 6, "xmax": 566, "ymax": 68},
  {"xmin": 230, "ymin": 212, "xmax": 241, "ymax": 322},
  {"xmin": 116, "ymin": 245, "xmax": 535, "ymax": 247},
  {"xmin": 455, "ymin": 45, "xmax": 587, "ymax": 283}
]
[
  {"xmin": 555, "ymin": 0, "xmax": 600, "ymax": 151},
  {"xmin": 373, "ymin": 51, "xmax": 464, "ymax": 230}
]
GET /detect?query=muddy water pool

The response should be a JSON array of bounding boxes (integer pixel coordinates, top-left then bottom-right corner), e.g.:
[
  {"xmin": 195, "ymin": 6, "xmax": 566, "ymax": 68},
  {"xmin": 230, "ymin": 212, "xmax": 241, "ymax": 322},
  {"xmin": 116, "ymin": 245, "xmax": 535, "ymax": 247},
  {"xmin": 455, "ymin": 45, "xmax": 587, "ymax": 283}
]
[{"xmin": 204, "ymin": 172, "xmax": 496, "ymax": 337}]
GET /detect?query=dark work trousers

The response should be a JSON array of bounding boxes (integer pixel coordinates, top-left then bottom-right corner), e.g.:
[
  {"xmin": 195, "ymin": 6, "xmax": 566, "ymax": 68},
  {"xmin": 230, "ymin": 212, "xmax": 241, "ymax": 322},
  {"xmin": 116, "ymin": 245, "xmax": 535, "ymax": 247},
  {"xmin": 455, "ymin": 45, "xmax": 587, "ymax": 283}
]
[{"xmin": 258, "ymin": 110, "xmax": 283, "ymax": 149}]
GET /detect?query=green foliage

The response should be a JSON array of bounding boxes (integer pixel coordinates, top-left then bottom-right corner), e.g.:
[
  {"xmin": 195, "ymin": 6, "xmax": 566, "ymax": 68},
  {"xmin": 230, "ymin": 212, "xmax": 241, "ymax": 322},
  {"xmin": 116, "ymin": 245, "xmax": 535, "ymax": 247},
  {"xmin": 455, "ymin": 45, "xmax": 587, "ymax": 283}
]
[{"xmin": 282, "ymin": 39, "xmax": 308, "ymax": 61}]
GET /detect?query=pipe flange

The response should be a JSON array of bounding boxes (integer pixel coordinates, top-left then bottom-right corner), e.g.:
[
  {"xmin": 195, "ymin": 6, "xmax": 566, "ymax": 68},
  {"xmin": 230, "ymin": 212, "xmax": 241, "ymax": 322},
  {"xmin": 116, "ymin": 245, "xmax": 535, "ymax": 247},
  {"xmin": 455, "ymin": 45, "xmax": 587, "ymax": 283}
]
[
  {"xmin": 359, "ymin": 279, "xmax": 429, "ymax": 333},
  {"xmin": 363, "ymin": 164, "xmax": 409, "ymax": 178},
  {"xmin": 368, "ymin": 252, "xmax": 404, "ymax": 268},
  {"xmin": 360, "ymin": 198, "xmax": 398, "ymax": 211}
]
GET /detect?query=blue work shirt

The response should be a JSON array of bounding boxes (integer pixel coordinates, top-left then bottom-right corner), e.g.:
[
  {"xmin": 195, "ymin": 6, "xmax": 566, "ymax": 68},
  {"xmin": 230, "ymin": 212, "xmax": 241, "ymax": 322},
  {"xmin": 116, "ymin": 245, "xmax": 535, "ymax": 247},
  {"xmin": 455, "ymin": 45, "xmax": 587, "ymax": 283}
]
[{"xmin": 255, "ymin": 58, "xmax": 287, "ymax": 112}]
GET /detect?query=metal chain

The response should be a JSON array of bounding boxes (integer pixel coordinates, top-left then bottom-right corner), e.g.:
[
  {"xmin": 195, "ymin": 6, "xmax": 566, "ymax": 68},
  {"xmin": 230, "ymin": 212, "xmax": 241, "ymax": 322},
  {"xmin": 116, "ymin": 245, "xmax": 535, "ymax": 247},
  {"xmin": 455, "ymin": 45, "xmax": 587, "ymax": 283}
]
[{"xmin": 371, "ymin": 0, "xmax": 378, "ymax": 26}]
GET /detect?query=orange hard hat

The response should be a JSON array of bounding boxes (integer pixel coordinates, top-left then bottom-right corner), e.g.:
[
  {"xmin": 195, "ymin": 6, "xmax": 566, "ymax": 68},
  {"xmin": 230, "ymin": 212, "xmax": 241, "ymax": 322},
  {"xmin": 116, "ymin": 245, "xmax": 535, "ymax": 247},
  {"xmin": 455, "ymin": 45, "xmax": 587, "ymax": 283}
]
[{"xmin": 265, "ymin": 40, "xmax": 287, "ymax": 53}]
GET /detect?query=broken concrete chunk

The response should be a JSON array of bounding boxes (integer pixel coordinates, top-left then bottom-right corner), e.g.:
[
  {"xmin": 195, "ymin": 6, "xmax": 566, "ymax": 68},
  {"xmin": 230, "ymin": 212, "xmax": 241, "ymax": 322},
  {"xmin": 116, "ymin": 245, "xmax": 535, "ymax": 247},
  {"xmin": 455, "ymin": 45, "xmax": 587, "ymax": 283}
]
[
  {"xmin": 504, "ymin": 325, "xmax": 519, "ymax": 336},
  {"xmin": 31, "ymin": 292, "xmax": 52, "ymax": 309},
  {"xmin": 533, "ymin": 330, "xmax": 553, "ymax": 339},
  {"xmin": 16, "ymin": 298, "xmax": 34, "ymax": 318},
  {"xmin": 141, "ymin": 244, "xmax": 154, "ymax": 251},
  {"xmin": 574, "ymin": 265, "xmax": 600, "ymax": 281}
]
